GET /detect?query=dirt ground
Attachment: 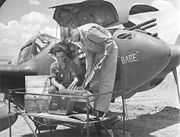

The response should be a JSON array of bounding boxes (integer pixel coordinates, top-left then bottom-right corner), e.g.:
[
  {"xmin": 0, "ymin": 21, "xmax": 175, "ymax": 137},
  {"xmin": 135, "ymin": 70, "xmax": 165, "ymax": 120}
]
[{"xmin": 0, "ymin": 72, "xmax": 180, "ymax": 137}]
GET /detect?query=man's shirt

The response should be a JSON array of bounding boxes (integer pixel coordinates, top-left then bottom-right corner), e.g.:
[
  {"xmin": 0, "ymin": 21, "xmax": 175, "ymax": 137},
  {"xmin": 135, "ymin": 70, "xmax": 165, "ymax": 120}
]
[
  {"xmin": 50, "ymin": 59, "xmax": 78, "ymax": 88},
  {"xmin": 77, "ymin": 23, "xmax": 117, "ymax": 75}
]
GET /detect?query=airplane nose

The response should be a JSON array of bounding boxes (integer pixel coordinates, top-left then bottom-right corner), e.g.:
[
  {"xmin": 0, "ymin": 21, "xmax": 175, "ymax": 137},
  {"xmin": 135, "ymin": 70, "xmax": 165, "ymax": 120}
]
[
  {"xmin": 0, "ymin": 102, "xmax": 18, "ymax": 131},
  {"xmin": 169, "ymin": 45, "xmax": 180, "ymax": 68}
]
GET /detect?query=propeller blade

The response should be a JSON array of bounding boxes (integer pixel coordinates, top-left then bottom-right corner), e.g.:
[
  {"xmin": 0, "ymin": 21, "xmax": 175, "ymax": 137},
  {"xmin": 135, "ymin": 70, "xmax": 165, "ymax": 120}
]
[{"xmin": 172, "ymin": 69, "xmax": 180, "ymax": 105}]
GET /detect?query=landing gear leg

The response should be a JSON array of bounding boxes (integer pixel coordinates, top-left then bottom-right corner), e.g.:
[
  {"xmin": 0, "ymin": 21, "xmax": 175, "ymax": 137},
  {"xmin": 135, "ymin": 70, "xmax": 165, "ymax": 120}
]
[
  {"xmin": 121, "ymin": 94, "xmax": 126, "ymax": 136},
  {"xmin": 8, "ymin": 94, "xmax": 12, "ymax": 137}
]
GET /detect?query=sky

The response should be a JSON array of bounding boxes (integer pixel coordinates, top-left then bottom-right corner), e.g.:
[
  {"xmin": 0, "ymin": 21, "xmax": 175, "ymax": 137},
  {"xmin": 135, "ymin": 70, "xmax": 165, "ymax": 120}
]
[{"xmin": 0, "ymin": 0, "xmax": 180, "ymax": 58}]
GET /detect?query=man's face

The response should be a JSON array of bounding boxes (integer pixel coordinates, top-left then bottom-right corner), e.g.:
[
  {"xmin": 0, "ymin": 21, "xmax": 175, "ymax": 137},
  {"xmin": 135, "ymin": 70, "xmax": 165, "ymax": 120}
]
[
  {"xmin": 69, "ymin": 29, "xmax": 79, "ymax": 42},
  {"xmin": 70, "ymin": 35, "xmax": 78, "ymax": 42},
  {"xmin": 55, "ymin": 51, "xmax": 66, "ymax": 64}
]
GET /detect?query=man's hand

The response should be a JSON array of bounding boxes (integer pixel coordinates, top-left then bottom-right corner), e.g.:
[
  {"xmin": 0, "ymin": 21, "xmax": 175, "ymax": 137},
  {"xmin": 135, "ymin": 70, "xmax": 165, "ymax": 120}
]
[
  {"xmin": 68, "ymin": 85, "xmax": 79, "ymax": 90},
  {"xmin": 51, "ymin": 78, "xmax": 65, "ymax": 91},
  {"xmin": 58, "ymin": 84, "xmax": 65, "ymax": 91},
  {"xmin": 67, "ymin": 77, "xmax": 78, "ymax": 90},
  {"xmin": 68, "ymin": 83, "xmax": 78, "ymax": 90}
]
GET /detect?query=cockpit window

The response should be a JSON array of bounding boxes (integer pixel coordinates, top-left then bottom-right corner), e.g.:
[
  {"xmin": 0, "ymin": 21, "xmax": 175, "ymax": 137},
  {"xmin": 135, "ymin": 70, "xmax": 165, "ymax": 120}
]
[
  {"xmin": 18, "ymin": 36, "xmax": 50, "ymax": 64},
  {"xmin": 32, "ymin": 37, "xmax": 50, "ymax": 56},
  {"xmin": 18, "ymin": 43, "xmax": 32, "ymax": 64}
]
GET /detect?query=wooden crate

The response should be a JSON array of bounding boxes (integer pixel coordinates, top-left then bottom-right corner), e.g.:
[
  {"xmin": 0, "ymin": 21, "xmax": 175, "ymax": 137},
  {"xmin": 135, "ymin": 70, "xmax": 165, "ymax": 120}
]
[
  {"xmin": 24, "ymin": 75, "xmax": 88, "ymax": 115},
  {"xmin": 25, "ymin": 75, "xmax": 51, "ymax": 113}
]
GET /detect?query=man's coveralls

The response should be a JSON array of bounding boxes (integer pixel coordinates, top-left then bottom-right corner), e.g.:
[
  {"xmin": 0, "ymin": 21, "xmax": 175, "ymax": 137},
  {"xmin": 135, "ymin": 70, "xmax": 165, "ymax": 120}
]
[{"xmin": 77, "ymin": 23, "xmax": 118, "ymax": 112}]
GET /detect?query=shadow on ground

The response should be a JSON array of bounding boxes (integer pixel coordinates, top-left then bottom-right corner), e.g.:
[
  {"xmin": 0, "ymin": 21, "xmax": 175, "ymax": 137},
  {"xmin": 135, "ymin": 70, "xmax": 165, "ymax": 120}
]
[{"xmin": 120, "ymin": 106, "xmax": 180, "ymax": 137}]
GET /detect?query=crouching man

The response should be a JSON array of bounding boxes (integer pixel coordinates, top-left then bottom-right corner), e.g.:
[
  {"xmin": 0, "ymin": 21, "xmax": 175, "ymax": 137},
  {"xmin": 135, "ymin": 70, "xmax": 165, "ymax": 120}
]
[
  {"xmin": 48, "ymin": 45, "xmax": 81, "ymax": 112},
  {"xmin": 48, "ymin": 45, "xmax": 79, "ymax": 93}
]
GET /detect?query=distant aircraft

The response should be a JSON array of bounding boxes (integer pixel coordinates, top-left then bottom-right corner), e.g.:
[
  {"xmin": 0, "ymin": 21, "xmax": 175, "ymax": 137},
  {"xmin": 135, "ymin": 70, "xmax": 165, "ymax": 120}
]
[{"xmin": 0, "ymin": 0, "xmax": 180, "ymax": 132}]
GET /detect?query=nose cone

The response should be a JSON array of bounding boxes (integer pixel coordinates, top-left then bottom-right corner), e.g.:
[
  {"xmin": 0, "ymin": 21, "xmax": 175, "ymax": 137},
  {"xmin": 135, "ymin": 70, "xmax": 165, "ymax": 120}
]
[
  {"xmin": 164, "ymin": 45, "xmax": 180, "ymax": 73},
  {"xmin": 0, "ymin": 102, "xmax": 18, "ymax": 131},
  {"xmin": 169, "ymin": 45, "xmax": 180, "ymax": 69}
]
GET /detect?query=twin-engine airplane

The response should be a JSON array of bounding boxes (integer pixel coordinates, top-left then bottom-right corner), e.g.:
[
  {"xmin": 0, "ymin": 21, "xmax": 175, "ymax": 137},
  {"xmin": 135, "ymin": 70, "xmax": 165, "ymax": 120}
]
[{"xmin": 0, "ymin": 0, "xmax": 180, "ymax": 132}]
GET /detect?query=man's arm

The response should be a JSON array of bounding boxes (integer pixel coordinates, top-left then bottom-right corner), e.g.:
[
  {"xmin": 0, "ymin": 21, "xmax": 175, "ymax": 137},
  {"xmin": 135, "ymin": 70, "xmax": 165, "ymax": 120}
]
[
  {"xmin": 49, "ymin": 63, "xmax": 65, "ymax": 91},
  {"xmin": 67, "ymin": 60, "xmax": 79, "ymax": 90},
  {"xmin": 67, "ymin": 77, "xmax": 78, "ymax": 90},
  {"xmin": 51, "ymin": 78, "xmax": 65, "ymax": 90}
]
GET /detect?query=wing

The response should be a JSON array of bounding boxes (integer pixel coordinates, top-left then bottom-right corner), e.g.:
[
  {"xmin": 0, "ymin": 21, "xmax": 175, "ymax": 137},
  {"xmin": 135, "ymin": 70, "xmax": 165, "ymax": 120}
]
[
  {"xmin": 130, "ymin": 4, "xmax": 158, "ymax": 15},
  {"xmin": 0, "ymin": 64, "xmax": 37, "ymax": 93}
]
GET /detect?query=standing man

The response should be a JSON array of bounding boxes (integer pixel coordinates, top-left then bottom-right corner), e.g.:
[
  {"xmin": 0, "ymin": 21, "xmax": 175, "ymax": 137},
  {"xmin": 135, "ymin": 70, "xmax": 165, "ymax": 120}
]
[{"xmin": 61, "ymin": 23, "xmax": 118, "ymax": 116}]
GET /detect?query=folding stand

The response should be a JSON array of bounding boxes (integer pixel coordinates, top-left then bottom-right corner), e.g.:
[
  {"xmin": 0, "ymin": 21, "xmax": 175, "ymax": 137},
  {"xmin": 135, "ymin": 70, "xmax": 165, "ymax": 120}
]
[{"xmin": 8, "ymin": 89, "xmax": 127, "ymax": 137}]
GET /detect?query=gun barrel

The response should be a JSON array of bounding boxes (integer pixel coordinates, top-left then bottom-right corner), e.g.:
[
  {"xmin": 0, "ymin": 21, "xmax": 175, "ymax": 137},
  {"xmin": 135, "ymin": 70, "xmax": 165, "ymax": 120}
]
[
  {"xmin": 140, "ymin": 23, "xmax": 157, "ymax": 30},
  {"xmin": 128, "ymin": 18, "xmax": 157, "ymax": 30}
]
